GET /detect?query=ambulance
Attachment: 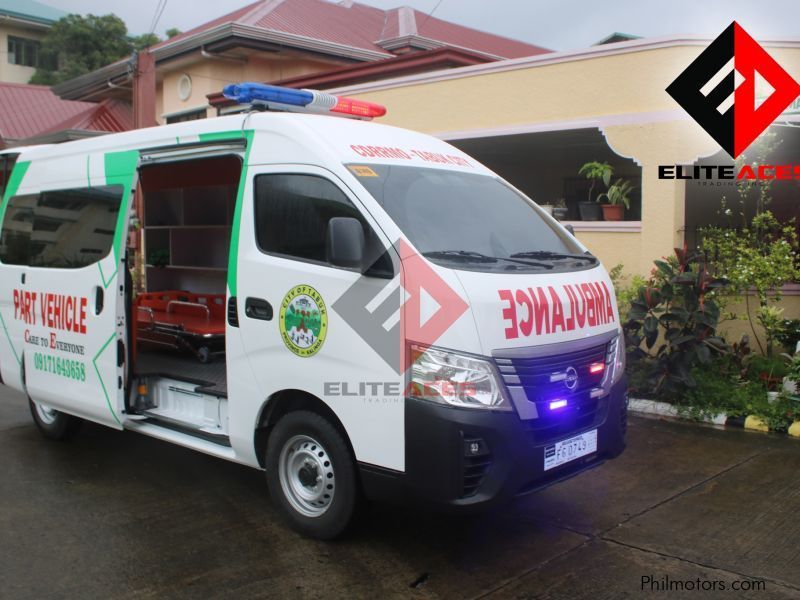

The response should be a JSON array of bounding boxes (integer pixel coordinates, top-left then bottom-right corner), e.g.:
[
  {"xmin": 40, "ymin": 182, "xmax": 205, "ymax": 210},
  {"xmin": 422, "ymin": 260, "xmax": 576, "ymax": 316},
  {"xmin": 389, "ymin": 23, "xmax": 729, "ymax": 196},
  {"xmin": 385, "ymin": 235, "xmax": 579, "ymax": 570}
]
[{"xmin": 0, "ymin": 83, "xmax": 627, "ymax": 539}]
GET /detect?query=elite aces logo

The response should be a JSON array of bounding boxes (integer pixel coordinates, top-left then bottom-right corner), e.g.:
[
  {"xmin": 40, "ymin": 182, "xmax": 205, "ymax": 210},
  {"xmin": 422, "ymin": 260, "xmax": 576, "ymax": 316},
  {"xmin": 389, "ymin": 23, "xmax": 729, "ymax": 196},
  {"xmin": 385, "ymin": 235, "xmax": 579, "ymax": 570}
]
[{"xmin": 667, "ymin": 21, "xmax": 800, "ymax": 159}]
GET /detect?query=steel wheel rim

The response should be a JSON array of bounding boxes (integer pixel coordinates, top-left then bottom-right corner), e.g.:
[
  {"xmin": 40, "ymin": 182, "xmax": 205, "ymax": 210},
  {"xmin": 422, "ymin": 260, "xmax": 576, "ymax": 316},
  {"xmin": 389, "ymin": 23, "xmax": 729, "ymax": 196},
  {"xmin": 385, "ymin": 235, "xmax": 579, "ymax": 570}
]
[
  {"xmin": 34, "ymin": 402, "xmax": 58, "ymax": 425},
  {"xmin": 278, "ymin": 434, "xmax": 335, "ymax": 517}
]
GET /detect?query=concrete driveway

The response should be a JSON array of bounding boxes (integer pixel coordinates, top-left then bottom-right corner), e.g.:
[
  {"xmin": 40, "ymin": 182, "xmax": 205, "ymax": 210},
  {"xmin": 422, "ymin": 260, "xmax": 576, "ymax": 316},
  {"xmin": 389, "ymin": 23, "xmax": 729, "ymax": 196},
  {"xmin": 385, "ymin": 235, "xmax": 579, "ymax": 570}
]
[{"xmin": 0, "ymin": 385, "xmax": 798, "ymax": 599}]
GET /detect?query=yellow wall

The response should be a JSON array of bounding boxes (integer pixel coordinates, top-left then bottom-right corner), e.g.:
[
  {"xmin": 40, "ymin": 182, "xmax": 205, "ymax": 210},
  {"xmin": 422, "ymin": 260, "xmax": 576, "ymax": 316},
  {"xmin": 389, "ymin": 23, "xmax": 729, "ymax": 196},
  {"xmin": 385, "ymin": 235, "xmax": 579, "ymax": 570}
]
[
  {"xmin": 0, "ymin": 24, "xmax": 46, "ymax": 84},
  {"xmin": 574, "ymin": 230, "xmax": 643, "ymax": 274},
  {"xmin": 159, "ymin": 54, "xmax": 345, "ymax": 123}
]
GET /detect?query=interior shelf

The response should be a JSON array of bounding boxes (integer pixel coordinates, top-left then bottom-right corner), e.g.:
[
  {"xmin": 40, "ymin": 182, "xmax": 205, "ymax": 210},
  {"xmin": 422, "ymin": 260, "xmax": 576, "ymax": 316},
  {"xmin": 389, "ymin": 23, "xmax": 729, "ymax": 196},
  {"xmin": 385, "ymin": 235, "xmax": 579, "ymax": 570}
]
[{"xmin": 142, "ymin": 182, "xmax": 236, "ymax": 294}]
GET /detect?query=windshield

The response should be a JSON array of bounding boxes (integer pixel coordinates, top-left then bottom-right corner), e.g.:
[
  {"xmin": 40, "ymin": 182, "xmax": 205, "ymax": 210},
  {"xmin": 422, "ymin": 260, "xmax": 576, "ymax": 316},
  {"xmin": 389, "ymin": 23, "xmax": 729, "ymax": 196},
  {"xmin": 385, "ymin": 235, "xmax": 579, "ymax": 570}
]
[{"xmin": 347, "ymin": 164, "xmax": 594, "ymax": 272}]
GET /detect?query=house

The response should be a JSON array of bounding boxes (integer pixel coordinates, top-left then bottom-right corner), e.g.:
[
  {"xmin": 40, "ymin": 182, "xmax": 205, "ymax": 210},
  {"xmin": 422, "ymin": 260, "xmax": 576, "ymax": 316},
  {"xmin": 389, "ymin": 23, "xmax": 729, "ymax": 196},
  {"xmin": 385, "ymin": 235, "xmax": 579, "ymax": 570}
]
[
  {"xmin": 52, "ymin": 0, "xmax": 548, "ymax": 125},
  {"xmin": 0, "ymin": 0, "xmax": 65, "ymax": 84}
]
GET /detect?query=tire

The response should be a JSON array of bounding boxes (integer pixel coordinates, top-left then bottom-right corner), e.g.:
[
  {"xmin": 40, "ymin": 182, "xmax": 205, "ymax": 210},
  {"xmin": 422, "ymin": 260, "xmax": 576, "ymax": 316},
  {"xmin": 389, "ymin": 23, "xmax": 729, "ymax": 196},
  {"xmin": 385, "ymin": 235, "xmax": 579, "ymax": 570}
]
[
  {"xmin": 266, "ymin": 410, "xmax": 359, "ymax": 540},
  {"xmin": 197, "ymin": 346, "xmax": 211, "ymax": 364},
  {"xmin": 28, "ymin": 398, "xmax": 83, "ymax": 440}
]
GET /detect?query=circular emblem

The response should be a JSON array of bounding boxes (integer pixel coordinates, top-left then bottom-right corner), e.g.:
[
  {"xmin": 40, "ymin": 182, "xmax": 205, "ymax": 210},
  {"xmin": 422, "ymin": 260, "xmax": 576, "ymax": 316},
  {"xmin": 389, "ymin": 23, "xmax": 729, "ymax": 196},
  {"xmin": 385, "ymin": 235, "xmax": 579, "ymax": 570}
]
[
  {"xmin": 564, "ymin": 366, "xmax": 579, "ymax": 391},
  {"xmin": 279, "ymin": 285, "xmax": 327, "ymax": 357}
]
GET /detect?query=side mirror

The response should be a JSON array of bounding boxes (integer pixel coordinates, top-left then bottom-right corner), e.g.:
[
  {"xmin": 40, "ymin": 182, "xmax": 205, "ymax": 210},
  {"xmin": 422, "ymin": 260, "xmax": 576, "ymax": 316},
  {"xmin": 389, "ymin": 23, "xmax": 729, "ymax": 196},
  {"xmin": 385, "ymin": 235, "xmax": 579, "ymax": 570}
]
[
  {"xmin": 565, "ymin": 224, "xmax": 575, "ymax": 236},
  {"xmin": 327, "ymin": 217, "xmax": 365, "ymax": 269}
]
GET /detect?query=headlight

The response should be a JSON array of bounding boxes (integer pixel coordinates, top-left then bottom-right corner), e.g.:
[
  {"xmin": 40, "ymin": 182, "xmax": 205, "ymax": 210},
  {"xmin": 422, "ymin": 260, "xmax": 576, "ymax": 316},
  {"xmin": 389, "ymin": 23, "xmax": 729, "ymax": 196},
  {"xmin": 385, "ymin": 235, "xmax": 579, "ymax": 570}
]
[
  {"xmin": 409, "ymin": 344, "xmax": 511, "ymax": 411},
  {"xmin": 603, "ymin": 330, "xmax": 626, "ymax": 386}
]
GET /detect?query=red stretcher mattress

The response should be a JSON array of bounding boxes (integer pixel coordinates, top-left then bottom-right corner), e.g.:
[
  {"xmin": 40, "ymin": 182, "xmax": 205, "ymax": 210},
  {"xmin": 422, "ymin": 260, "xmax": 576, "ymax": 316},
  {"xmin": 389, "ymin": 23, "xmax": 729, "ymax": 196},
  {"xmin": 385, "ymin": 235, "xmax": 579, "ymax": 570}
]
[{"xmin": 134, "ymin": 291, "xmax": 226, "ymax": 361}]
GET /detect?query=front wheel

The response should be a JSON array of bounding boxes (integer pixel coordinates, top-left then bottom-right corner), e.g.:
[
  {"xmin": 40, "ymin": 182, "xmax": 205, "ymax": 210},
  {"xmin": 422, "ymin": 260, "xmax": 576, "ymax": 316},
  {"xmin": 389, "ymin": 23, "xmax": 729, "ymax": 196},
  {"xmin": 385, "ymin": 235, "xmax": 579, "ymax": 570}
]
[
  {"xmin": 29, "ymin": 399, "xmax": 83, "ymax": 440},
  {"xmin": 266, "ymin": 410, "xmax": 359, "ymax": 539}
]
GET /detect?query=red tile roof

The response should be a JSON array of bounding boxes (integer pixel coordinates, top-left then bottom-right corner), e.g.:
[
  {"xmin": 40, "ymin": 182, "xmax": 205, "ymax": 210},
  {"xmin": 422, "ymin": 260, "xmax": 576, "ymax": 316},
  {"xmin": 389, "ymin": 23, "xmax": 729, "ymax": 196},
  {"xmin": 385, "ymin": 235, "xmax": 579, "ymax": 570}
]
[
  {"xmin": 412, "ymin": 10, "xmax": 546, "ymax": 59},
  {"xmin": 252, "ymin": 0, "xmax": 390, "ymax": 54},
  {"xmin": 0, "ymin": 82, "xmax": 93, "ymax": 140},
  {"xmin": 0, "ymin": 83, "xmax": 132, "ymax": 143},
  {"xmin": 155, "ymin": 0, "xmax": 548, "ymax": 60},
  {"xmin": 39, "ymin": 99, "xmax": 133, "ymax": 135}
]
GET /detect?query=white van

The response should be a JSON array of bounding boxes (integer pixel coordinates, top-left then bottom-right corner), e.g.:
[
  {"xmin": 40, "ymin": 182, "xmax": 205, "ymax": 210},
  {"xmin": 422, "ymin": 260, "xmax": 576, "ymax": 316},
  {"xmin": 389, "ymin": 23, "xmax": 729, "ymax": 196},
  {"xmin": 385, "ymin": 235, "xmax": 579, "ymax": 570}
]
[{"xmin": 0, "ymin": 84, "xmax": 627, "ymax": 539}]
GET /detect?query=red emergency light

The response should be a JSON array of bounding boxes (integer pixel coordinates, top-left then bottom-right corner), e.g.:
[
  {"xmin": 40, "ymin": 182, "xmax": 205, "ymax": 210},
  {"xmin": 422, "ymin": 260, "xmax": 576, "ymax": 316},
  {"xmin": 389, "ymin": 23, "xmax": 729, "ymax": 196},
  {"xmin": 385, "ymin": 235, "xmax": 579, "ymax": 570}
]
[{"xmin": 589, "ymin": 362, "xmax": 605, "ymax": 375}]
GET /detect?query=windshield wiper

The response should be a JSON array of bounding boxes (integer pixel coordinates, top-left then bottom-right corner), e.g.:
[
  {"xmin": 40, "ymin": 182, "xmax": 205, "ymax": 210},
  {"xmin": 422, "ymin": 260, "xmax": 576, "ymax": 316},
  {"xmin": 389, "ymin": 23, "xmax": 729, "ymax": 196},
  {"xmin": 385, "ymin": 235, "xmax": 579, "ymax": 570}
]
[
  {"xmin": 422, "ymin": 250, "xmax": 497, "ymax": 263},
  {"xmin": 423, "ymin": 250, "xmax": 552, "ymax": 269},
  {"xmin": 510, "ymin": 250, "xmax": 597, "ymax": 263}
]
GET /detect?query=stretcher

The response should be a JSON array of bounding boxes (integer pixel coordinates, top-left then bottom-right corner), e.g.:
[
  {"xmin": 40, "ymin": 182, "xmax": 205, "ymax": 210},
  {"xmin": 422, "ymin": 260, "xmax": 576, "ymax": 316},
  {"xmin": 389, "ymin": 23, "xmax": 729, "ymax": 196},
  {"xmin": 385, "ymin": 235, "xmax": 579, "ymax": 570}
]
[{"xmin": 134, "ymin": 291, "xmax": 226, "ymax": 363}]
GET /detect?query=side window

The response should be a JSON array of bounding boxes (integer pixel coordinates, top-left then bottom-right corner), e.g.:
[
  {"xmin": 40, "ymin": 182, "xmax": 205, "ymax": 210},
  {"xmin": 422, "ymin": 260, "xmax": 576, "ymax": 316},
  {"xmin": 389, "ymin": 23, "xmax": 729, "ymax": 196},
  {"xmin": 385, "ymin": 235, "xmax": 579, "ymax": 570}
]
[
  {"xmin": 0, "ymin": 185, "xmax": 123, "ymax": 268},
  {"xmin": 254, "ymin": 174, "xmax": 368, "ymax": 265}
]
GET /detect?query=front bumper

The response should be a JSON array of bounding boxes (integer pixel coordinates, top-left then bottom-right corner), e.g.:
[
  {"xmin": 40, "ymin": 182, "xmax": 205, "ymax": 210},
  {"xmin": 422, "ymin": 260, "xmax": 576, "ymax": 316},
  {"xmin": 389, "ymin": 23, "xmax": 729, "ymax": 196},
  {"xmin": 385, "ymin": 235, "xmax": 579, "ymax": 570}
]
[{"xmin": 360, "ymin": 377, "xmax": 627, "ymax": 511}]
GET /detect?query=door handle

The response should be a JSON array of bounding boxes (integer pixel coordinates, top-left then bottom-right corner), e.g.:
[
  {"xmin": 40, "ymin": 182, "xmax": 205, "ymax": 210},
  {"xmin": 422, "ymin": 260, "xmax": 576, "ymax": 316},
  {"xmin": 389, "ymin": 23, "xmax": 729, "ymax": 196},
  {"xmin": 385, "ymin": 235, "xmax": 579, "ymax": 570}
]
[
  {"xmin": 245, "ymin": 297, "xmax": 273, "ymax": 321},
  {"xmin": 94, "ymin": 286, "xmax": 104, "ymax": 315}
]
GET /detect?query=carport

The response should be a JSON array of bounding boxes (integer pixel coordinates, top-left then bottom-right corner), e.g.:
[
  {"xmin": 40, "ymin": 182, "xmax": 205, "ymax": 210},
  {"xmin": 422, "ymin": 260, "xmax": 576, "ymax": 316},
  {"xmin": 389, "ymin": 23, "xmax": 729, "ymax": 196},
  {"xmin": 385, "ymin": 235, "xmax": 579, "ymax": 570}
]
[{"xmin": 451, "ymin": 128, "xmax": 642, "ymax": 222}]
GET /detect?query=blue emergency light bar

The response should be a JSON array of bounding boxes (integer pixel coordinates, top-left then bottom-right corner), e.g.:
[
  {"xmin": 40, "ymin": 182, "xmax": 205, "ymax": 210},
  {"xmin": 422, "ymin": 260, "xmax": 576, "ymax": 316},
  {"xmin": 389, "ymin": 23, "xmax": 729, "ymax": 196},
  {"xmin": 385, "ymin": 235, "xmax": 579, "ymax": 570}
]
[{"xmin": 222, "ymin": 82, "xmax": 387, "ymax": 120}]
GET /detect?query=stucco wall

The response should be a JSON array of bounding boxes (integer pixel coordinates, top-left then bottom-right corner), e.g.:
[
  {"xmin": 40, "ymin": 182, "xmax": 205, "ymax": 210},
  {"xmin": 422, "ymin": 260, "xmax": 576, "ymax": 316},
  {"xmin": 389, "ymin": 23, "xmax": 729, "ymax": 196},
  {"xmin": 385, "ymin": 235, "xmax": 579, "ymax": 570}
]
[
  {"xmin": 159, "ymin": 54, "xmax": 346, "ymax": 123},
  {"xmin": 573, "ymin": 230, "xmax": 643, "ymax": 274},
  {"xmin": 0, "ymin": 24, "xmax": 46, "ymax": 84}
]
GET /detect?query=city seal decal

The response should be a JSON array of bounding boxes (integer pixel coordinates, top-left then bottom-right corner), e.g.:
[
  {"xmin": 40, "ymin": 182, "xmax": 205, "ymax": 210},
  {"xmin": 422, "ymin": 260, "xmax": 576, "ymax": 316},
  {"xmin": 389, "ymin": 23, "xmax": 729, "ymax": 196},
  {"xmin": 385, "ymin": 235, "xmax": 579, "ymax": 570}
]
[{"xmin": 279, "ymin": 285, "xmax": 327, "ymax": 357}]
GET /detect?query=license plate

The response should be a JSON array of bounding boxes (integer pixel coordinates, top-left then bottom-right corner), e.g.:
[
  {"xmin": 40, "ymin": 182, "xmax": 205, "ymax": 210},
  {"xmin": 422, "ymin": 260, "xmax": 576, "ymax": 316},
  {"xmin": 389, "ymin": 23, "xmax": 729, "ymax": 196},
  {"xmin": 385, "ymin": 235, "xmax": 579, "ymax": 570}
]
[{"xmin": 544, "ymin": 429, "xmax": 597, "ymax": 471}]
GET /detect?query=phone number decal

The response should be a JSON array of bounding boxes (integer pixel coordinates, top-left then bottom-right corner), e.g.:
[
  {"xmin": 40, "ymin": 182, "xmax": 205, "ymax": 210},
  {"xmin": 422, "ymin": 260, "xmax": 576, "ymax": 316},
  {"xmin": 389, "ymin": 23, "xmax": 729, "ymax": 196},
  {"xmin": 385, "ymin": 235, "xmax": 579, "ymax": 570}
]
[{"xmin": 33, "ymin": 352, "xmax": 86, "ymax": 382}]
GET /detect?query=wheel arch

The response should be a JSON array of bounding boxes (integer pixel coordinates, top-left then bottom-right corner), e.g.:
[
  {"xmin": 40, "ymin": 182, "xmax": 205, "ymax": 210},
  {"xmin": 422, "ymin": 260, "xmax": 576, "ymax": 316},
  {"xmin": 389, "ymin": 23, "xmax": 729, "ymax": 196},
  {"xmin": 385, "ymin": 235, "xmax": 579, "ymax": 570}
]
[{"xmin": 253, "ymin": 389, "xmax": 355, "ymax": 469}]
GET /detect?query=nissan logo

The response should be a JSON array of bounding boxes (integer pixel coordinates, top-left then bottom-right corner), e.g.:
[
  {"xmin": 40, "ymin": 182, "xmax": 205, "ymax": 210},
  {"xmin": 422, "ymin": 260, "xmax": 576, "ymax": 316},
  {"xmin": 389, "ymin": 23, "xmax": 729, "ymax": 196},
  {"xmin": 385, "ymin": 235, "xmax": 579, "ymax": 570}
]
[{"xmin": 564, "ymin": 366, "xmax": 579, "ymax": 391}]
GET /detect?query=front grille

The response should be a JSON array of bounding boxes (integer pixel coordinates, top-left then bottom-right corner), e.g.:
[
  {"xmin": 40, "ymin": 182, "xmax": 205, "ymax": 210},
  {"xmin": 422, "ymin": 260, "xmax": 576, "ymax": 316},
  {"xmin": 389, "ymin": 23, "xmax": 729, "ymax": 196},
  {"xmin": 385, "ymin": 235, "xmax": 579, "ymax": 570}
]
[
  {"xmin": 460, "ymin": 435, "xmax": 491, "ymax": 498},
  {"xmin": 494, "ymin": 337, "xmax": 614, "ymax": 446},
  {"xmin": 500, "ymin": 343, "xmax": 606, "ymax": 401}
]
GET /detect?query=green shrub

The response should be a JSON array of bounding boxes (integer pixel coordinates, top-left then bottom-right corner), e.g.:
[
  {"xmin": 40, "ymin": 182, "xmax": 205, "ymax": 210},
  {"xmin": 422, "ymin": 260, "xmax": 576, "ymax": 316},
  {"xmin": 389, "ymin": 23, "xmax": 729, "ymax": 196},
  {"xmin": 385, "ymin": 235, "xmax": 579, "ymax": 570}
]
[
  {"xmin": 776, "ymin": 319, "xmax": 800, "ymax": 352},
  {"xmin": 624, "ymin": 247, "xmax": 728, "ymax": 394},
  {"xmin": 674, "ymin": 358, "xmax": 797, "ymax": 429},
  {"xmin": 676, "ymin": 360, "xmax": 763, "ymax": 420},
  {"xmin": 744, "ymin": 354, "xmax": 789, "ymax": 382},
  {"xmin": 609, "ymin": 263, "xmax": 647, "ymax": 319}
]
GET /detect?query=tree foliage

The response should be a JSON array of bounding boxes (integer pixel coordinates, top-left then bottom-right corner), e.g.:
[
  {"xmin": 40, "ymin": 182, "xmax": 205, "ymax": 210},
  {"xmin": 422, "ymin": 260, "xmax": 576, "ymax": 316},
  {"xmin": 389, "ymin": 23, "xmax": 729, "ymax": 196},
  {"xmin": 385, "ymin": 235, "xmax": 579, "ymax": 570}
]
[
  {"xmin": 702, "ymin": 211, "xmax": 799, "ymax": 305},
  {"xmin": 29, "ymin": 14, "xmax": 171, "ymax": 85},
  {"xmin": 132, "ymin": 33, "xmax": 161, "ymax": 51},
  {"xmin": 31, "ymin": 14, "xmax": 131, "ymax": 85}
]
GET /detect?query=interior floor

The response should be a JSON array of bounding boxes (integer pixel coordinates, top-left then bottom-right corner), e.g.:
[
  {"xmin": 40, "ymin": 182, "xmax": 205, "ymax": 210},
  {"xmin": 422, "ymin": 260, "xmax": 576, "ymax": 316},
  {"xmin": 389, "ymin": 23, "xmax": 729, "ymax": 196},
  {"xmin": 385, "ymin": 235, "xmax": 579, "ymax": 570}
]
[{"xmin": 136, "ymin": 349, "xmax": 228, "ymax": 397}]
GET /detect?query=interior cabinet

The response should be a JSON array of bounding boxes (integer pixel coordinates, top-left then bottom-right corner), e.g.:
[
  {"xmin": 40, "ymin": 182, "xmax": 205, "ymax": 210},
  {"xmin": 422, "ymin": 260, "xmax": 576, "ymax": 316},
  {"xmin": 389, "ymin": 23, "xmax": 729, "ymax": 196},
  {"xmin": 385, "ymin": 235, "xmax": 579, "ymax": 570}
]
[{"xmin": 142, "ymin": 185, "xmax": 236, "ymax": 293}]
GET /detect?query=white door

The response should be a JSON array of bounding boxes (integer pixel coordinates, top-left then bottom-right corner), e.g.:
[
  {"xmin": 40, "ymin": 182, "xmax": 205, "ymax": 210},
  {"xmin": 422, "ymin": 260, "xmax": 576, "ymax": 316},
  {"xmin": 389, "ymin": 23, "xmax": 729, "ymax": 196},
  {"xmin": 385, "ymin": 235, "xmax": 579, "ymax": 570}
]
[
  {"xmin": 0, "ymin": 151, "xmax": 138, "ymax": 428},
  {"xmin": 229, "ymin": 165, "xmax": 406, "ymax": 471}
]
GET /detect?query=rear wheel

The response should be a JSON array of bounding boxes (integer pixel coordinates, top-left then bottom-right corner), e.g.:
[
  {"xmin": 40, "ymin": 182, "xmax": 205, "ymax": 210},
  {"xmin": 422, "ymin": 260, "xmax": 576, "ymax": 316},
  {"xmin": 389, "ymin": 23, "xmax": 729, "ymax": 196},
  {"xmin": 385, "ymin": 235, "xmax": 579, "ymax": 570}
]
[
  {"xmin": 29, "ymin": 399, "xmax": 83, "ymax": 440},
  {"xmin": 266, "ymin": 410, "xmax": 358, "ymax": 539}
]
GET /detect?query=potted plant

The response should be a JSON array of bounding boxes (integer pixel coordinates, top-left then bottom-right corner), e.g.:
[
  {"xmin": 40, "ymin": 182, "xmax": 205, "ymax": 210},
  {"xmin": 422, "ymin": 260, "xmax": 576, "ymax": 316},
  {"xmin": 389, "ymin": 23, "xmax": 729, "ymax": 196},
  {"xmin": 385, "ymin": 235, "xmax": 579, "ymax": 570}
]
[
  {"xmin": 577, "ymin": 161, "xmax": 612, "ymax": 221},
  {"xmin": 552, "ymin": 198, "xmax": 569, "ymax": 221},
  {"xmin": 598, "ymin": 178, "xmax": 634, "ymax": 221}
]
